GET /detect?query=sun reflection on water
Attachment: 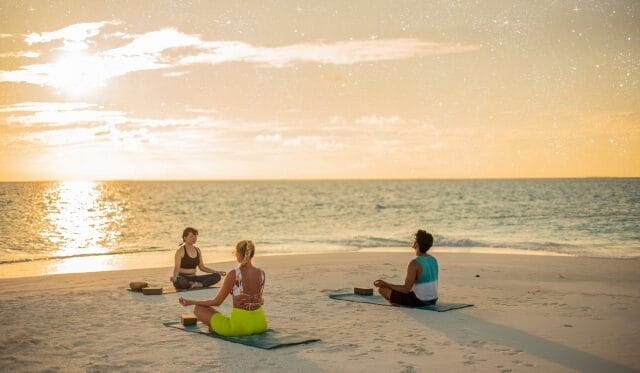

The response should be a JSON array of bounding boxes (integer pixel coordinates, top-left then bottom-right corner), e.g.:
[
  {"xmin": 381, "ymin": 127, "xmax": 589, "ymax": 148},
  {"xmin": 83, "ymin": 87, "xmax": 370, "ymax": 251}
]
[{"xmin": 41, "ymin": 181, "xmax": 125, "ymax": 274}]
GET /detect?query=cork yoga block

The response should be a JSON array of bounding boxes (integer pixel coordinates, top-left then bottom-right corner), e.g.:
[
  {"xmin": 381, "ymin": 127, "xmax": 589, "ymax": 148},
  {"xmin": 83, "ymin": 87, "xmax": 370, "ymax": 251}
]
[
  {"xmin": 181, "ymin": 313, "xmax": 198, "ymax": 326},
  {"xmin": 142, "ymin": 287, "xmax": 163, "ymax": 295},
  {"xmin": 129, "ymin": 282, "xmax": 149, "ymax": 291},
  {"xmin": 354, "ymin": 287, "xmax": 374, "ymax": 295}
]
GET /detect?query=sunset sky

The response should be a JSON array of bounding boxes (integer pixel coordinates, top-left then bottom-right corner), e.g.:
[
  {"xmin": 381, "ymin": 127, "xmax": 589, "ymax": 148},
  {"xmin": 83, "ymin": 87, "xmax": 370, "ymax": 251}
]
[{"xmin": 0, "ymin": 1, "xmax": 638, "ymax": 181}]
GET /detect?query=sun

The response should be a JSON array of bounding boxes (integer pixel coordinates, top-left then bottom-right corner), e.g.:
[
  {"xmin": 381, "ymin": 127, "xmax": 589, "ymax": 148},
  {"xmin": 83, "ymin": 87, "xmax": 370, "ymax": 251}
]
[{"xmin": 51, "ymin": 52, "xmax": 107, "ymax": 97}]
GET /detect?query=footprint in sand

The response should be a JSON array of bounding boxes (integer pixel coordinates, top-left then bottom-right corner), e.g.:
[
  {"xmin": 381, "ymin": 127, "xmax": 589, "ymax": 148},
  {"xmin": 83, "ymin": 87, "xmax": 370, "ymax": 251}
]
[
  {"xmin": 470, "ymin": 339, "xmax": 486, "ymax": 348},
  {"xmin": 396, "ymin": 343, "xmax": 433, "ymax": 356},
  {"xmin": 320, "ymin": 288, "xmax": 348, "ymax": 293},
  {"xmin": 398, "ymin": 362, "xmax": 417, "ymax": 373},
  {"xmin": 321, "ymin": 343, "xmax": 360, "ymax": 353}
]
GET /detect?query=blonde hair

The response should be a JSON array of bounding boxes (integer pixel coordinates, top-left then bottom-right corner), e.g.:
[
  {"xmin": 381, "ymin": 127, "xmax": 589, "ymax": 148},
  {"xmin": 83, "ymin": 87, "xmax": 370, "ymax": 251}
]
[{"xmin": 236, "ymin": 240, "xmax": 255, "ymax": 266}]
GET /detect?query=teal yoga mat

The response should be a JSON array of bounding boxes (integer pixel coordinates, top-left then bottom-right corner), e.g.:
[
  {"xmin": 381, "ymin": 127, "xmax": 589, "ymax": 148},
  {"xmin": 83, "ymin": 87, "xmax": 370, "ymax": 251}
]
[
  {"xmin": 329, "ymin": 293, "xmax": 473, "ymax": 312},
  {"xmin": 163, "ymin": 321, "xmax": 321, "ymax": 349}
]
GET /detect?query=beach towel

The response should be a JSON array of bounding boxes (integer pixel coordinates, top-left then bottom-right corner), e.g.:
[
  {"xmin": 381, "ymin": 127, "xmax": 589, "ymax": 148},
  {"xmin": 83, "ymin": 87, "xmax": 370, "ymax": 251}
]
[
  {"xmin": 127, "ymin": 284, "xmax": 219, "ymax": 294},
  {"xmin": 162, "ymin": 321, "xmax": 320, "ymax": 349},
  {"xmin": 329, "ymin": 293, "xmax": 473, "ymax": 312}
]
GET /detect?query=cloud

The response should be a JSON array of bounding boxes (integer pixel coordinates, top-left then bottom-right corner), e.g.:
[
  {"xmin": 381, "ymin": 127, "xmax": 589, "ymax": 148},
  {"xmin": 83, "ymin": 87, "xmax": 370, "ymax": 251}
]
[
  {"xmin": 356, "ymin": 115, "xmax": 401, "ymax": 125},
  {"xmin": 256, "ymin": 133, "xmax": 343, "ymax": 150},
  {"xmin": 0, "ymin": 102, "xmax": 96, "ymax": 113},
  {"xmin": 1, "ymin": 101, "xmax": 283, "ymax": 142},
  {"xmin": 103, "ymin": 31, "xmax": 136, "ymax": 40},
  {"xmin": 0, "ymin": 33, "xmax": 13, "ymax": 38},
  {"xmin": 25, "ymin": 21, "xmax": 119, "ymax": 51},
  {"xmin": 0, "ymin": 101, "xmax": 216, "ymax": 131},
  {"xmin": 0, "ymin": 107, "xmax": 247, "ymax": 168},
  {"xmin": 256, "ymin": 133, "xmax": 282, "ymax": 142},
  {"xmin": 184, "ymin": 106, "xmax": 218, "ymax": 114},
  {"xmin": 0, "ymin": 49, "xmax": 161, "ymax": 93},
  {"xmin": 284, "ymin": 136, "xmax": 343, "ymax": 150},
  {"xmin": 102, "ymin": 28, "xmax": 200, "ymax": 57},
  {"xmin": 1, "ymin": 102, "xmax": 127, "ymax": 127},
  {"xmin": 0, "ymin": 28, "xmax": 200, "ymax": 92},
  {"xmin": 0, "ymin": 51, "xmax": 40, "ymax": 58},
  {"xmin": 182, "ymin": 38, "xmax": 481, "ymax": 68},
  {"xmin": 0, "ymin": 22, "xmax": 481, "ymax": 91},
  {"xmin": 163, "ymin": 71, "xmax": 189, "ymax": 77}
]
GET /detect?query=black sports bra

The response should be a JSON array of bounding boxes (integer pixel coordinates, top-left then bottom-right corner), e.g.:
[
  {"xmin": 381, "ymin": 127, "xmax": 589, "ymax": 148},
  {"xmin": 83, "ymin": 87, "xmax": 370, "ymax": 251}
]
[{"xmin": 180, "ymin": 246, "xmax": 200, "ymax": 269}]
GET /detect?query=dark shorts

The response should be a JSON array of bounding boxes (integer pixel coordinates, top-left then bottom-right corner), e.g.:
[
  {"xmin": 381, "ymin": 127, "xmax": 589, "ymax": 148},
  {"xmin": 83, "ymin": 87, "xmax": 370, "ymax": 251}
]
[{"xmin": 389, "ymin": 290, "xmax": 437, "ymax": 307}]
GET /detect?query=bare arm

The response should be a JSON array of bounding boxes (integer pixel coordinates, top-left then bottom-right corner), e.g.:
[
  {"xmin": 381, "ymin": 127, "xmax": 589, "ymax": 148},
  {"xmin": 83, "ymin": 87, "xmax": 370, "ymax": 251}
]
[
  {"xmin": 179, "ymin": 270, "xmax": 235, "ymax": 307},
  {"xmin": 170, "ymin": 248, "xmax": 183, "ymax": 282},
  {"xmin": 374, "ymin": 261, "xmax": 419, "ymax": 294}
]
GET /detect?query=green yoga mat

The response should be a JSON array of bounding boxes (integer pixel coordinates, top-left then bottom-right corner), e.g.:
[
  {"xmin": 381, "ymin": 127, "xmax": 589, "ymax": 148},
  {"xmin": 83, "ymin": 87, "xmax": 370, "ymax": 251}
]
[
  {"xmin": 163, "ymin": 321, "xmax": 321, "ymax": 349},
  {"xmin": 329, "ymin": 293, "xmax": 473, "ymax": 312}
]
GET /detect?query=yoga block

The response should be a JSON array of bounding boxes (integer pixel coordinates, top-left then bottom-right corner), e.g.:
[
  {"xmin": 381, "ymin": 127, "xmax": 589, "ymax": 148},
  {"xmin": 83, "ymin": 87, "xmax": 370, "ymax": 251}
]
[
  {"xmin": 129, "ymin": 281, "xmax": 148, "ymax": 291},
  {"xmin": 181, "ymin": 313, "xmax": 197, "ymax": 326},
  {"xmin": 142, "ymin": 287, "xmax": 163, "ymax": 295},
  {"xmin": 354, "ymin": 287, "xmax": 373, "ymax": 295}
]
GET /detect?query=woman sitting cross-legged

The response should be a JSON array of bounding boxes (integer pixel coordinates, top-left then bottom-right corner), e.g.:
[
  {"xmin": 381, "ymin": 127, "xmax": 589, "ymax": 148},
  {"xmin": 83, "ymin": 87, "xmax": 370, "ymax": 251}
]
[
  {"xmin": 373, "ymin": 229, "xmax": 438, "ymax": 307},
  {"xmin": 170, "ymin": 227, "xmax": 225, "ymax": 290},
  {"xmin": 178, "ymin": 240, "xmax": 267, "ymax": 336}
]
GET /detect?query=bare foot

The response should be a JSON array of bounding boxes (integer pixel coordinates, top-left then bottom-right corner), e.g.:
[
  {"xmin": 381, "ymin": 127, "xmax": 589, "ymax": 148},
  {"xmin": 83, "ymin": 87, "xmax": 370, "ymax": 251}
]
[{"xmin": 190, "ymin": 282, "xmax": 203, "ymax": 289}]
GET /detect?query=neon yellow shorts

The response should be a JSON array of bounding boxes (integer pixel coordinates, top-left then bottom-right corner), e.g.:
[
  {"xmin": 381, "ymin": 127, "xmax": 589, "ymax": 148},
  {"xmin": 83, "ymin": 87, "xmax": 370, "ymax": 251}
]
[{"xmin": 210, "ymin": 307, "xmax": 268, "ymax": 337}]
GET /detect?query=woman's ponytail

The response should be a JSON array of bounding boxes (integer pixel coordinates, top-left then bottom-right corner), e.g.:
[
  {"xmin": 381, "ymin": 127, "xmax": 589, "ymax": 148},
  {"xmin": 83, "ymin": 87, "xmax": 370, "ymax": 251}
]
[{"xmin": 237, "ymin": 240, "xmax": 255, "ymax": 266}]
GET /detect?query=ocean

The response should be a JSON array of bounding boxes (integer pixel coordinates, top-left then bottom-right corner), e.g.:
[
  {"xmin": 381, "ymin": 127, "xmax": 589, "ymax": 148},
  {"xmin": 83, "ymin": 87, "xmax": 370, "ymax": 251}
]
[{"xmin": 0, "ymin": 179, "xmax": 638, "ymax": 276}]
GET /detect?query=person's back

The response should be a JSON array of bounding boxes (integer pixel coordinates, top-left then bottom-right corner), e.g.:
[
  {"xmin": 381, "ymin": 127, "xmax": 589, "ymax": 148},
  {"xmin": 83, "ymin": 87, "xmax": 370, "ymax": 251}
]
[
  {"xmin": 232, "ymin": 265, "xmax": 265, "ymax": 310},
  {"xmin": 412, "ymin": 254, "xmax": 438, "ymax": 302}
]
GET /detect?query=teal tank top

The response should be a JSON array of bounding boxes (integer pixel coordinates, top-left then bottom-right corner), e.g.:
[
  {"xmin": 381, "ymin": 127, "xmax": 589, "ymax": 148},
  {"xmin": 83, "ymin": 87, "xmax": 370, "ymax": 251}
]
[{"xmin": 415, "ymin": 255, "xmax": 438, "ymax": 284}]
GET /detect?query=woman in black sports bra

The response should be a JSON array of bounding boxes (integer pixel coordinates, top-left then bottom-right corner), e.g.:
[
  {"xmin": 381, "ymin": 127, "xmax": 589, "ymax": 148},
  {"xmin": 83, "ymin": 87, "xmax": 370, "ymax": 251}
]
[{"xmin": 170, "ymin": 227, "xmax": 226, "ymax": 290}]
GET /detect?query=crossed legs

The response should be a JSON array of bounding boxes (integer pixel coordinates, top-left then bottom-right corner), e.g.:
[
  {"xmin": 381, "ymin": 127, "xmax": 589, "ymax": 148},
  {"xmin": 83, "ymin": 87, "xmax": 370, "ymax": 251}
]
[
  {"xmin": 193, "ymin": 305, "xmax": 218, "ymax": 332},
  {"xmin": 377, "ymin": 286, "xmax": 392, "ymax": 300},
  {"xmin": 174, "ymin": 273, "xmax": 222, "ymax": 290}
]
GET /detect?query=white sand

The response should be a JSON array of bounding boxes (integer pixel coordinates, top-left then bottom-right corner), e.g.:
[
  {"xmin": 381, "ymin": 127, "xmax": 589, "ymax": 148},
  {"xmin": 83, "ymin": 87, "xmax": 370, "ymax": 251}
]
[{"xmin": 0, "ymin": 252, "xmax": 638, "ymax": 372}]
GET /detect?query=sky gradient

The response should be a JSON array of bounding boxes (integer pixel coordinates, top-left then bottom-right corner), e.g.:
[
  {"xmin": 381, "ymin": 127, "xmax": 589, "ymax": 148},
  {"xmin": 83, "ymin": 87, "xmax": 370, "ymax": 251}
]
[{"xmin": 0, "ymin": 1, "xmax": 638, "ymax": 181}]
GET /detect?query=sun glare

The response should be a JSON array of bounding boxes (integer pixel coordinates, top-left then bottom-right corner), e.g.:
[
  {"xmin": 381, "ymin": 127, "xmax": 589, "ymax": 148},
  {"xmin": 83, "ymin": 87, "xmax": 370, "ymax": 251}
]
[{"xmin": 53, "ymin": 53, "xmax": 106, "ymax": 97}]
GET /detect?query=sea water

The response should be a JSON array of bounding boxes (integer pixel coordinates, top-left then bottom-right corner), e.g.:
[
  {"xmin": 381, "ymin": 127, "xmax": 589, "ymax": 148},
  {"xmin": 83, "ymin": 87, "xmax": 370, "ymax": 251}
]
[{"xmin": 0, "ymin": 179, "xmax": 638, "ymax": 275}]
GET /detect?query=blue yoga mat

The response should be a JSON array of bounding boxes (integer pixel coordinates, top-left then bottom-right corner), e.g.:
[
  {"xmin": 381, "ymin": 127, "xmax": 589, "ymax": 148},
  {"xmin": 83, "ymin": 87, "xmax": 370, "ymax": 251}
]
[
  {"xmin": 163, "ymin": 321, "xmax": 320, "ymax": 349},
  {"xmin": 329, "ymin": 293, "xmax": 473, "ymax": 312}
]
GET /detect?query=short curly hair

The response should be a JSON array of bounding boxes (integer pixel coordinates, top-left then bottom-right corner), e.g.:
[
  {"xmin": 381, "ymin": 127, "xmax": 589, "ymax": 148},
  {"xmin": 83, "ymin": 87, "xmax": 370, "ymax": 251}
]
[{"xmin": 415, "ymin": 229, "xmax": 433, "ymax": 253}]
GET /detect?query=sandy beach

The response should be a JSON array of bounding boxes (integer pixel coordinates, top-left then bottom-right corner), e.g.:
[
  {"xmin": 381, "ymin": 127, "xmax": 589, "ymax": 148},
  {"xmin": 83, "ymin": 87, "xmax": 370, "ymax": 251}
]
[{"xmin": 0, "ymin": 252, "xmax": 638, "ymax": 372}]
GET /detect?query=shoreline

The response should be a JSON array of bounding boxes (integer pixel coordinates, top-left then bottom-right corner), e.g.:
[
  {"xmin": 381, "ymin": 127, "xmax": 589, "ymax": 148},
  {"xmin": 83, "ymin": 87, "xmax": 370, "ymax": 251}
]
[
  {"xmin": 0, "ymin": 251, "xmax": 638, "ymax": 371},
  {"xmin": 0, "ymin": 246, "xmax": 580, "ymax": 280}
]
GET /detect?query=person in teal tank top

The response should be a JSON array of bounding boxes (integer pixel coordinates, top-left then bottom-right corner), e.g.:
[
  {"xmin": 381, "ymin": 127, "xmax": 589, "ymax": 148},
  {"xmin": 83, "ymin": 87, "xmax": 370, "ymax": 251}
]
[{"xmin": 373, "ymin": 229, "xmax": 438, "ymax": 307}]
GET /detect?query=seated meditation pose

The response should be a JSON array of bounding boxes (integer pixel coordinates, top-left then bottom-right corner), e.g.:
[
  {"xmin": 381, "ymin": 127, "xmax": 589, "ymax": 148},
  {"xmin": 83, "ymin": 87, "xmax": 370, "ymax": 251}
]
[
  {"xmin": 171, "ymin": 227, "xmax": 225, "ymax": 290},
  {"xmin": 178, "ymin": 240, "xmax": 267, "ymax": 336},
  {"xmin": 373, "ymin": 229, "xmax": 438, "ymax": 306}
]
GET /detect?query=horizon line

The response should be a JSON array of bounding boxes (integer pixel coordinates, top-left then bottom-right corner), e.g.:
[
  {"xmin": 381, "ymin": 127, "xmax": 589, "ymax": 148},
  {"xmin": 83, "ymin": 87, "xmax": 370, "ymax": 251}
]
[{"xmin": 1, "ymin": 176, "xmax": 638, "ymax": 183}]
